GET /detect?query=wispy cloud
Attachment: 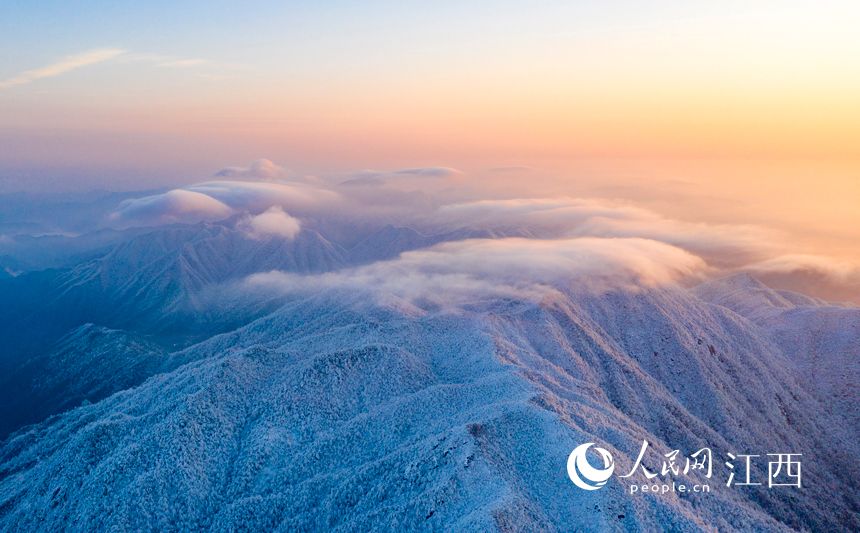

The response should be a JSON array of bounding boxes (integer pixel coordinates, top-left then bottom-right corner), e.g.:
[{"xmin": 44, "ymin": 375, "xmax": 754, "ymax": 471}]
[
  {"xmin": 0, "ymin": 48, "xmax": 221, "ymax": 92},
  {"xmin": 0, "ymin": 48, "xmax": 126, "ymax": 90},
  {"xmin": 745, "ymin": 254, "xmax": 860, "ymax": 303},
  {"xmin": 119, "ymin": 53, "xmax": 212, "ymax": 69},
  {"xmin": 339, "ymin": 166, "xmax": 462, "ymax": 186}
]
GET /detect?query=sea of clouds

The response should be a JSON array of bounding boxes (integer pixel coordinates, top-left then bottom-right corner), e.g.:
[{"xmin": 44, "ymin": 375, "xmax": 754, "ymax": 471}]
[{"xmin": 101, "ymin": 159, "xmax": 860, "ymax": 304}]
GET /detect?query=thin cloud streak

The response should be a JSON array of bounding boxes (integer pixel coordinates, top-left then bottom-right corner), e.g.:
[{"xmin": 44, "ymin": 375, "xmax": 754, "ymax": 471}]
[
  {"xmin": 0, "ymin": 48, "xmax": 126, "ymax": 90},
  {"xmin": 119, "ymin": 53, "xmax": 214, "ymax": 69}
]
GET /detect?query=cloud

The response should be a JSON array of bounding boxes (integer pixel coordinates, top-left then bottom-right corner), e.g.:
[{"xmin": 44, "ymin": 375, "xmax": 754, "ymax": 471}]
[
  {"xmin": 245, "ymin": 237, "xmax": 707, "ymax": 309},
  {"xmin": 186, "ymin": 181, "xmax": 339, "ymax": 211},
  {"xmin": 745, "ymin": 254, "xmax": 860, "ymax": 304},
  {"xmin": 338, "ymin": 176, "xmax": 387, "ymax": 187},
  {"xmin": 117, "ymin": 53, "xmax": 216, "ymax": 70},
  {"xmin": 108, "ymin": 178, "xmax": 857, "ymax": 304},
  {"xmin": 339, "ymin": 166, "xmax": 462, "ymax": 186},
  {"xmin": 0, "ymin": 48, "xmax": 220, "ymax": 92},
  {"xmin": 109, "ymin": 189, "xmax": 233, "ymax": 227},
  {"xmin": 0, "ymin": 48, "xmax": 126, "ymax": 90},
  {"xmin": 392, "ymin": 167, "xmax": 462, "ymax": 178},
  {"xmin": 109, "ymin": 180, "xmax": 340, "ymax": 228},
  {"xmin": 214, "ymin": 159, "xmax": 285, "ymax": 180},
  {"xmin": 434, "ymin": 198, "xmax": 779, "ymax": 267},
  {"xmin": 748, "ymin": 255, "xmax": 858, "ymax": 279},
  {"xmin": 237, "ymin": 206, "xmax": 301, "ymax": 240}
]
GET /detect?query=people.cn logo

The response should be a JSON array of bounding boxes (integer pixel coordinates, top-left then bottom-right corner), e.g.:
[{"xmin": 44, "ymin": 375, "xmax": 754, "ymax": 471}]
[{"xmin": 567, "ymin": 443, "xmax": 615, "ymax": 490}]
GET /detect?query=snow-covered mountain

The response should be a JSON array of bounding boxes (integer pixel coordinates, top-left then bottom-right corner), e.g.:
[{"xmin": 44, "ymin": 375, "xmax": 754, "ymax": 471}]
[
  {"xmin": 1, "ymin": 281, "xmax": 857, "ymax": 530},
  {"xmin": 696, "ymin": 274, "xmax": 860, "ymax": 439},
  {"xmin": 0, "ymin": 221, "xmax": 346, "ymax": 369},
  {"xmin": 0, "ymin": 220, "xmax": 351, "ymax": 438},
  {"xmin": 0, "ymin": 213, "xmax": 857, "ymax": 531},
  {"xmin": 0, "ymin": 324, "xmax": 165, "ymax": 437},
  {"xmin": 61, "ymin": 222, "xmax": 346, "ymax": 317}
]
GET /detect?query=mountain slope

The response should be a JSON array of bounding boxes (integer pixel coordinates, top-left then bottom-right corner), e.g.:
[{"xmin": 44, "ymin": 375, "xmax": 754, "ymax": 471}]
[
  {"xmin": 0, "ymin": 324, "xmax": 165, "ymax": 438},
  {"xmin": 696, "ymin": 274, "xmax": 860, "ymax": 437},
  {"xmin": 1, "ymin": 285, "xmax": 856, "ymax": 531},
  {"xmin": 0, "ymin": 221, "xmax": 347, "ymax": 372}
]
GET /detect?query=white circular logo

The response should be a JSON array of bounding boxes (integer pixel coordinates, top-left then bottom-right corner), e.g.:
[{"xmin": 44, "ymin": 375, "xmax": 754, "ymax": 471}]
[{"xmin": 567, "ymin": 443, "xmax": 615, "ymax": 490}]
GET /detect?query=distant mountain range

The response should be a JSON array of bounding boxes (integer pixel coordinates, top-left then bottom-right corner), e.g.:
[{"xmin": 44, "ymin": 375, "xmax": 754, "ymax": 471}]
[{"xmin": 0, "ymin": 215, "xmax": 857, "ymax": 531}]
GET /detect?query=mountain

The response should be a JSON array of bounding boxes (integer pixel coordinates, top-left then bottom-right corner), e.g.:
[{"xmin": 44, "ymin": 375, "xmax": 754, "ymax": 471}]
[
  {"xmin": 0, "ymin": 221, "xmax": 349, "ymax": 438},
  {"xmin": 0, "ymin": 214, "xmax": 857, "ymax": 531},
  {"xmin": 0, "ymin": 221, "xmax": 347, "ymax": 367},
  {"xmin": 694, "ymin": 273, "xmax": 824, "ymax": 320},
  {"xmin": 0, "ymin": 228, "xmax": 151, "ymax": 273},
  {"xmin": 1, "ymin": 282, "xmax": 857, "ymax": 531},
  {"xmin": 0, "ymin": 324, "xmax": 165, "ymax": 437},
  {"xmin": 0, "ymin": 220, "xmax": 527, "ymax": 373},
  {"xmin": 696, "ymin": 273, "xmax": 860, "ymax": 438},
  {"xmin": 347, "ymin": 225, "xmax": 442, "ymax": 265},
  {"xmin": 345, "ymin": 224, "xmax": 535, "ymax": 265},
  {"xmin": 60, "ymin": 222, "xmax": 346, "ymax": 320}
]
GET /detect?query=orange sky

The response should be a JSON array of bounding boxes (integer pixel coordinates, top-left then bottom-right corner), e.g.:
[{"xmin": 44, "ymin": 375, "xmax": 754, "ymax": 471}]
[{"xmin": 0, "ymin": 1, "xmax": 858, "ymax": 261}]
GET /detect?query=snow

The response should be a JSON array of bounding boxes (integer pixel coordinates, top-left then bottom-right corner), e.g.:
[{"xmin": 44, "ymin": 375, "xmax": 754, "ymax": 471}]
[{"xmin": 0, "ymin": 218, "xmax": 857, "ymax": 531}]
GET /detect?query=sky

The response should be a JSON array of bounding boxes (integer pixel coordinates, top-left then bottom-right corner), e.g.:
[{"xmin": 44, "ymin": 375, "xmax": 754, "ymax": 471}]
[{"xmin": 0, "ymin": 1, "xmax": 858, "ymax": 261}]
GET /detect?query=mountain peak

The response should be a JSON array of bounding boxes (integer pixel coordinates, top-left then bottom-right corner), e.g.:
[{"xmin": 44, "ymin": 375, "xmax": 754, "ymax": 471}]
[{"xmin": 694, "ymin": 272, "xmax": 796, "ymax": 319}]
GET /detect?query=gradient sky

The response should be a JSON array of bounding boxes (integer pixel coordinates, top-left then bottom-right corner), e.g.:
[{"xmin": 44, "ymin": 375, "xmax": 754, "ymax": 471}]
[{"xmin": 1, "ymin": 1, "xmax": 858, "ymax": 258}]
